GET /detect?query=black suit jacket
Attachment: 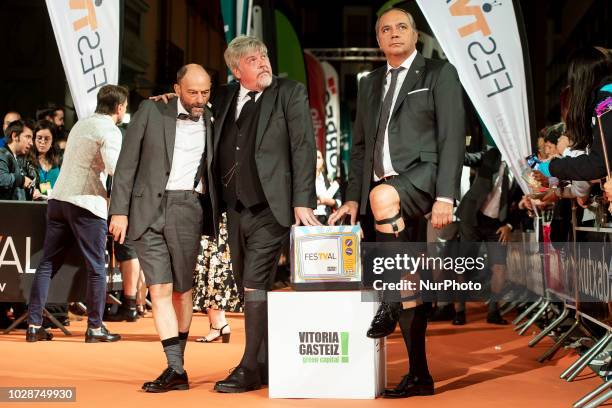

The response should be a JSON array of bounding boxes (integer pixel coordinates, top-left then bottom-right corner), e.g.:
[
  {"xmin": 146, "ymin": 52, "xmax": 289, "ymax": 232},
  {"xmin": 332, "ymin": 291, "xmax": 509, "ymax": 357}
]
[
  {"xmin": 109, "ymin": 99, "xmax": 217, "ymax": 240},
  {"xmin": 211, "ymin": 77, "xmax": 317, "ymax": 227},
  {"xmin": 0, "ymin": 146, "xmax": 26, "ymax": 200},
  {"xmin": 457, "ymin": 147, "xmax": 521, "ymax": 229},
  {"xmin": 345, "ymin": 53, "xmax": 466, "ymax": 214}
]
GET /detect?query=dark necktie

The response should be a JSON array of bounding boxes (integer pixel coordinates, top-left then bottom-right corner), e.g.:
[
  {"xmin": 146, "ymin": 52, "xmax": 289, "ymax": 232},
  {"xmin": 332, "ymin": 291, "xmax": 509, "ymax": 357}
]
[
  {"xmin": 373, "ymin": 67, "xmax": 404, "ymax": 179},
  {"xmin": 236, "ymin": 91, "xmax": 258, "ymax": 128},
  {"xmin": 177, "ymin": 113, "xmax": 199, "ymax": 122}
]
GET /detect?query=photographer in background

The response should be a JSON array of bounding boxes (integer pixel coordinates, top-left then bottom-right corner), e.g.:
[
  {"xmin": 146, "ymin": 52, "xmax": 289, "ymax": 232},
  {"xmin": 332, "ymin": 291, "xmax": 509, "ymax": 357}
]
[
  {"xmin": 0, "ymin": 119, "xmax": 40, "ymax": 201},
  {"xmin": 0, "ymin": 118, "xmax": 38, "ymax": 329}
]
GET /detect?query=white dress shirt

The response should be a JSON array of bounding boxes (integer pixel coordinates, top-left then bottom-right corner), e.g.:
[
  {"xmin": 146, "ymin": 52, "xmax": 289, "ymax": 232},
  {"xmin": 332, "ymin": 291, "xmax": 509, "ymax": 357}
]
[
  {"xmin": 51, "ymin": 113, "xmax": 122, "ymax": 219},
  {"xmin": 375, "ymin": 49, "xmax": 417, "ymax": 182},
  {"xmin": 235, "ymin": 84, "xmax": 262, "ymax": 119},
  {"xmin": 165, "ymin": 99, "xmax": 206, "ymax": 192}
]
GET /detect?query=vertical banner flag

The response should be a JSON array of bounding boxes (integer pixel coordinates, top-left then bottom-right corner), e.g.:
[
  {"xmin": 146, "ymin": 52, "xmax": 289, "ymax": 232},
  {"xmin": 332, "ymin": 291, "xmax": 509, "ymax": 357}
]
[
  {"xmin": 321, "ymin": 62, "xmax": 341, "ymax": 181},
  {"xmin": 46, "ymin": 0, "xmax": 120, "ymax": 119},
  {"xmin": 220, "ymin": 0, "xmax": 237, "ymax": 44},
  {"xmin": 236, "ymin": 0, "xmax": 252, "ymax": 36},
  {"xmin": 415, "ymin": 0, "xmax": 533, "ymax": 193},
  {"xmin": 340, "ymin": 102, "xmax": 353, "ymax": 181},
  {"xmin": 221, "ymin": 0, "xmax": 252, "ymax": 82},
  {"xmin": 252, "ymin": 0, "xmax": 278, "ymax": 75},
  {"xmin": 304, "ymin": 51, "xmax": 327, "ymax": 154},
  {"xmin": 275, "ymin": 10, "xmax": 307, "ymax": 85}
]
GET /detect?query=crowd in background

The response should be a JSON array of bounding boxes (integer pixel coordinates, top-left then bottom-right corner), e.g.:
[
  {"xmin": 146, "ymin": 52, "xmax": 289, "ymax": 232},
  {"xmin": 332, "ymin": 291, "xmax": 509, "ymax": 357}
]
[{"xmin": 1, "ymin": 47, "xmax": 611, "ymax": 357}]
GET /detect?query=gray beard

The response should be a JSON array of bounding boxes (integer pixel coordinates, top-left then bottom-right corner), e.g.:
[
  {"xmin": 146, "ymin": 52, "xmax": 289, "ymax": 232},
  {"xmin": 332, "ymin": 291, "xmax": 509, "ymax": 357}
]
[
  {"xmin": 257, "ymin": 73, "xmax": 273, "ymax": 90},
  {"xmin": 179, "ymin": 98, "xmax": 203, "ymax": 119}
]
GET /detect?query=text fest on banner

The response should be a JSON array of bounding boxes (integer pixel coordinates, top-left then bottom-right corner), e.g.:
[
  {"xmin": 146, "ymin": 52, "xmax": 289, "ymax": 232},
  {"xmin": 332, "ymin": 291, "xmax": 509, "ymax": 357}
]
[
  {"xmin": 46, "ymin": 0, "xmax": 120, "ymax": 118},
  {"xmin": 416, "ymin": 0, "xmax": 532, "ymax": 193}
]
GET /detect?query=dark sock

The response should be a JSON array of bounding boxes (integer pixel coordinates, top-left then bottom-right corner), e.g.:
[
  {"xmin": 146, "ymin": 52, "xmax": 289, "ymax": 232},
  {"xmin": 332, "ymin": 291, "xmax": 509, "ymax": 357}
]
[
  {"xmin": 124, "ymin": 295, "xmax": 137, "ymax": 311},
  {"xmin": 239, "ymin": 290, "xmax": 267, "ymax": 372},
  {"xmin": 488, "ymin": 294, "xmax": 499, "ymax": 314},
  {"xmin": 455, "ymin": 301, "xmax": 465, "ymax": 313},
  {"xmin": 257, "ymin": 331, "xmax": 269, "ymax": 382},
  {"xmin": 162, "ymin": 337, "xmax": 184, "ymax": 374},
  {"xmin": 178, "ymin": 331, "xmax": 189, "ymax": 362},
  {"xmin": 398, "ymin": 305, "xmax": 430, "ymax": 379},
  {"xmin": 376, "ymin": 229, "xmax": 410, "ymax": 304}
]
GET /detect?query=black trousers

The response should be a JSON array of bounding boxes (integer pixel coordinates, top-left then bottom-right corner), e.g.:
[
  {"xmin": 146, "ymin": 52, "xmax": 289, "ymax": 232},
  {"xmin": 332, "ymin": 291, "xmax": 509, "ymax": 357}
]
[
  {"xmin": 226, "ymin": 204, "xmax": 289, "ymax": 291},
  {"xmin": 459, "ymin": 211, "xmax": 507, "ymax": 266}
]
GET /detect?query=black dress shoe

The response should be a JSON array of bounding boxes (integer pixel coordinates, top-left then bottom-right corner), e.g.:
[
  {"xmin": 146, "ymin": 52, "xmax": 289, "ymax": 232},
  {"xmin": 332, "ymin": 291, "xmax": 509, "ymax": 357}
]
[
  {"xmin": 214, "ymin": 366, "xmax": 261, "ymax": 393},
  {"xmin": 487, "ymin": 310, "xmax": 508, "ymax": 325},
  {"xmin": 259, "ymin": 362, "xmax": 268, "ymax": 386},
  {"xmin": 382, "ymin": 373, "xmax": 434, "ymax": 398},
  {"xmin": 142, "ymin": 367, "xmax": 189, "ymax": 393},
  {"xmin": 366, "ymin": 302, "xmax": 400, "ymax": 339},
  {"xmin": 85, "ymin": 325, "xmax": 121, "ymax": 342},
  {"xmin": 429, "ymin": 304, "xmax": 456, "ymax": 321},
  {"xmin": 26, "ymin": 326, "xmax": 53, "ymax": 342},
  {"xmin": 452, "ymin": 311, "xmax": 466, "ymax": 325},
  {"xmin": 105, "ymin": 307, "xmax": 138, "ymax": 322}
]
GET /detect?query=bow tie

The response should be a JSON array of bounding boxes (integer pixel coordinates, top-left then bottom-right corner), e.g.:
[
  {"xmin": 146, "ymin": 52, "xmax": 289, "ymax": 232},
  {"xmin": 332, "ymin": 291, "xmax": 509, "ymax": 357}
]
[{"xmin": 177, "ymin": 113, "xmax": 200, "ymax": 122}]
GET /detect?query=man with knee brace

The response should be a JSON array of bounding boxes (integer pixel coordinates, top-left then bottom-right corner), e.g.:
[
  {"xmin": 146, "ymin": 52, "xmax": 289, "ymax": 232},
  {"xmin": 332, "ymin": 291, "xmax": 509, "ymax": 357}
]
[{"xmin": 330, "ymin": 7, "xmax": 466, "ymax": 398}]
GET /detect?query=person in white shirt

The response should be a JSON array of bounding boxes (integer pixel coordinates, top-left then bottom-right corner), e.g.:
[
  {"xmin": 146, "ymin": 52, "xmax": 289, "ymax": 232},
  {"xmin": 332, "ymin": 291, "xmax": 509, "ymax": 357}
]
[
  {"xmin": 314, "ymin": 150, "xmax": 341, "ymax": 224},
  {"xmin": 27, "ymin": 85, "xmax": 128, "ymax": 344}
]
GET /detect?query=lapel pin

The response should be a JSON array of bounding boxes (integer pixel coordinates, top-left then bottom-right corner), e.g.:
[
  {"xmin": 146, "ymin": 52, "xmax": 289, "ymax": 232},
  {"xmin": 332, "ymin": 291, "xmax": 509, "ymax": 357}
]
[{"xmin": 415, "ymin": 70, "xmax": 420, "ymax": 74}]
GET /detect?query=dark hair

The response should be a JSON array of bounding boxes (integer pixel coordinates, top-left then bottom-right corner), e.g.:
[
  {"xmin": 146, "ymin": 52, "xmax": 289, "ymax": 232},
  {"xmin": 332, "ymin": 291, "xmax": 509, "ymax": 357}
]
[
  {"xmin": 35, "ymin": 103, "xmax": 62, "ymax": 121},
  {"xmin": 177, "ymin": 65, "xmax": 189, "ymax": 83},
  {"xmin": 94, "ymin": 85, "xmax": 129, "ymax": 115},
  {"xmin": 544, "ymin": 122, "xmax": 565, "ymax": 144},
  {"xmin": 28, "ymin": 120, "xmax": 61, "ymax": 168},
  {"xmin": 4, "ymin": 119, "xmax": 34, "ymax": 144},
  {"xmin": 375, "ymin": 7, "xmax": 417, "ymax": 35},
  {"xmin": 566, "ymin": 47, "xmax": 612, "ymax": 150}
]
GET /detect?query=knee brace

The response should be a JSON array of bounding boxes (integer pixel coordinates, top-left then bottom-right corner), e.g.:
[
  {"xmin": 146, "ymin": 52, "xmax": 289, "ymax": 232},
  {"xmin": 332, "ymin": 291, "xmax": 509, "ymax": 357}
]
[{"xmin": 375, "ymin": 212, "xmax": 402, "ymax": 237}]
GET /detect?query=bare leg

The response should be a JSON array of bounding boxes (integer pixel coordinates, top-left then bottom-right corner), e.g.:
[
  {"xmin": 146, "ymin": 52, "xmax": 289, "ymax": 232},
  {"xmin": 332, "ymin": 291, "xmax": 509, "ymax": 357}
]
[
  {"xmin": 149, "ymin": 283, "xmax": 177, "ymax": 340},
  {"xmin": 119, "ymin": 259, "xmax": 139, "ymax": 297},
  {"xmin": 172, "ymin": 289, "xmax": 193, "ymax": 334}
]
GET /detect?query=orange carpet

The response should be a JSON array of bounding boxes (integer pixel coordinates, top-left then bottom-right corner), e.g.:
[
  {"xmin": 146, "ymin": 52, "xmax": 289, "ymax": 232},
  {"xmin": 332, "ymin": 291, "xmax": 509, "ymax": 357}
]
[{"xmin": 0, "ymin": 304, "xmax": 606, "ymax": 408}]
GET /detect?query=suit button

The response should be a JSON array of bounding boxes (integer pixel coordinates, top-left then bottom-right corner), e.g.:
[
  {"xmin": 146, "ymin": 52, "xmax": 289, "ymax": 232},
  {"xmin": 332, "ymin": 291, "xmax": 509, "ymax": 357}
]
[
  {"xmin": 166, "ymin": 172, "xmax": 170, "ymax": 176},
  {"xmin": 158, "ymin": 193, "xmax": 162, "ymax": 197}
]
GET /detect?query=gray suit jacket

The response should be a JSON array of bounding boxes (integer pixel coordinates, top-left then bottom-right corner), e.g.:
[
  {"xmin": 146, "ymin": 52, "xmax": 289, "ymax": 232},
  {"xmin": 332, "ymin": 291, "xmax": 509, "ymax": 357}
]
[
  {"xmin": 211, "ymin": 77, "xmax": 316, "ymax": 227},
  {"xmin": 109, "ymin": 99, "xmax": 217, "ymax": 240},
  {"xmin": 346, "ymin": 53, "xmax": 466, "ymax": 214}
]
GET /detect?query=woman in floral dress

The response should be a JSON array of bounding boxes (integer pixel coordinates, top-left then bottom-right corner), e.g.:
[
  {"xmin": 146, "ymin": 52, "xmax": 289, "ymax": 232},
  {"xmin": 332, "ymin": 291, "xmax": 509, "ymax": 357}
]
[{"xmin": 193, "ymin": 213, "xmax": 243, "ymax": 342}]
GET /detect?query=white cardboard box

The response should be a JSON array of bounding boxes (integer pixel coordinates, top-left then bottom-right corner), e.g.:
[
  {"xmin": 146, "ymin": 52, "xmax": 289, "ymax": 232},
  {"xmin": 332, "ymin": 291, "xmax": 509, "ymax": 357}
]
[{"xmin": 268, "ymin": 290, "xmax": 385, "ymax": 399}]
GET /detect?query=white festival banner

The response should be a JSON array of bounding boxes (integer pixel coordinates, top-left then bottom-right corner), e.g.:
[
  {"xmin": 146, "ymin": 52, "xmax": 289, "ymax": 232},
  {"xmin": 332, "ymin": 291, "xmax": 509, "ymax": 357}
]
[
  {"xmin": 416, "ymin": 0, "xmax": 532, "ymax": 192},
  {"xmin": 46, "ymin": 0, "xmax": 120, "ymax": 119}
]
